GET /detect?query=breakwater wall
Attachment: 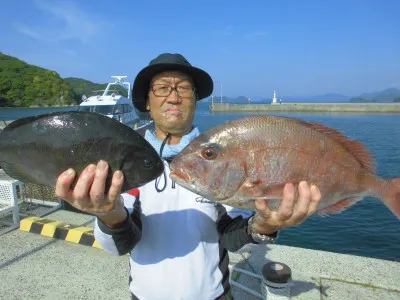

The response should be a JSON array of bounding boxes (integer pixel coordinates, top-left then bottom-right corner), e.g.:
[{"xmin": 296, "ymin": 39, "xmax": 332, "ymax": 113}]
[{"xmin": 210, "ymin": 102, "xmax": 400, "ymax": 113}]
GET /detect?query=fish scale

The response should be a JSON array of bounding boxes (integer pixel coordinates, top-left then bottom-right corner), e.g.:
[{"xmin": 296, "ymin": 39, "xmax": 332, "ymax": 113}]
[
  {"xmin": 170, "ymin": 115, "xmax": 400, "ymax": 219},
  {"xmin": 0, "ymin": 111, "xmax": 164, "ymax": 193}
]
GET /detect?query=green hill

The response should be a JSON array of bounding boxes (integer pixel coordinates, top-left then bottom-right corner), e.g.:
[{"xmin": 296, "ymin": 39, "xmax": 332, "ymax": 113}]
[
  {"xmin": 350, "ymin": 88, "xmax": 400, "ymax": 103},
  {"xmin": 1, "ymin": 52, "xmax": 399, "ymax": 107},
  {"xmin": 0, "ymin": 52, "xmax": 78, "ymax": 107},
  {"xmin": 64, "ymin": 77, "xmax": 128, "ymax": 101}
]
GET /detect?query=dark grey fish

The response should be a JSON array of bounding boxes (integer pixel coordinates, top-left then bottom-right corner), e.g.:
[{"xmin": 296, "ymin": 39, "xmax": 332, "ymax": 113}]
[{"xmin": 0, "ymin": 111, "xmax": 163, "ymax": 192}]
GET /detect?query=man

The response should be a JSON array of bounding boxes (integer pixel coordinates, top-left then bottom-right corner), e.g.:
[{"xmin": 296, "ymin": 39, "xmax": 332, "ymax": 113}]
[{"xmin": 56, "ymin": 53, "xmax": 321, "ymax": 300}]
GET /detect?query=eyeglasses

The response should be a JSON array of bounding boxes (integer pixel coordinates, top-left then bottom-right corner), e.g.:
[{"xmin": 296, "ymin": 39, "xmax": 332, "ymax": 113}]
[{"xmin": 151, "ymin": 84, "xmax": 195, "ymax": 97}]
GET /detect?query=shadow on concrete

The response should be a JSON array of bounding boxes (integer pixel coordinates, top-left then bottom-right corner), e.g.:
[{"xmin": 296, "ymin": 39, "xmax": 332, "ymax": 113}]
[
  {"xmin": 0, "ymin": 218, "xmax": 95, "ymax": 270},
  {"xmin": 0, "ymin": 238, "xmax": 60, "ymax": 270},
  {"xmin": 291, "ymin": 280, "xmax": 329, "ymax": 297},
  {"xmin": 229, "ymin": 244, "xmax": 330, "ymax": 299}
]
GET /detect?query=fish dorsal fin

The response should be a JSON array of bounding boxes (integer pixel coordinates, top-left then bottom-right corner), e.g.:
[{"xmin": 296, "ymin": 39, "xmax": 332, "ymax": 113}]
[
  {"xmin": 289, "ymin": 117, "xmax": 375, "ymax": 173},
  {"xmin": 2, "ymin": 111, "xmax": 76, "ymax": 132},
  {"xmin": 3, "ymin": 113, "xmax": 51, "ymax": 132},
  {"xmin": 2, "ymin": 116, "xmax": 38, "ymax": 131}
]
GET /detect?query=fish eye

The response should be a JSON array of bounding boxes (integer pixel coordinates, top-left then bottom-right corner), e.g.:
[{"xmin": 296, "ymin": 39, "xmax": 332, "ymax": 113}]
[
  {"xmin": 144, "ymin": 159, "xmax": 154, "ymax": 168},
  {"xmin": 201, "ymin": 147, "xmax": 217, "ymax": 160}
]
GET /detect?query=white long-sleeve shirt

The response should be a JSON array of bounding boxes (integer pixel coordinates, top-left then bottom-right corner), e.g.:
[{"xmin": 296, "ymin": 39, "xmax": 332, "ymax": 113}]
[{"xmin": 94, "ymin": 160, "xmax": 256, "ymax": 300}]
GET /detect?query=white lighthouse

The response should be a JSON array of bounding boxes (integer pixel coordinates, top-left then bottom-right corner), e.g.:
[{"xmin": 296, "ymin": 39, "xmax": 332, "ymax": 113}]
[{"xmin": 271, "ymin": 90, "xmax": 278, "ymax": 104}]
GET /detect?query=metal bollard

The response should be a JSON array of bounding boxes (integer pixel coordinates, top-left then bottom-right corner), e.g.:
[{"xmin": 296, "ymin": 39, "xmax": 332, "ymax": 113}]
[{"xmin": 261, "ymin": 261, "xmax": 292, "ymax": 299}]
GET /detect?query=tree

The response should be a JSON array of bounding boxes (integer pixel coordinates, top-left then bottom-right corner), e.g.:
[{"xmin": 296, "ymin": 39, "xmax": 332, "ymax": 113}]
[{"xmin": 0, "ymin": 52, "xmax": 79, "ymax": 107}]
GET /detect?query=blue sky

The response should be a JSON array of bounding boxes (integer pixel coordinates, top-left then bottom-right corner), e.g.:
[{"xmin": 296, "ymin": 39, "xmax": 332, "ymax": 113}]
[{"xmin": 0, "ymin": 0, "xmax": 399, "ymax": 98}]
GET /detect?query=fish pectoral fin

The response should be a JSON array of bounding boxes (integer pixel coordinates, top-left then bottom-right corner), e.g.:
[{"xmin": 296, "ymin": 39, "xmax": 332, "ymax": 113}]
[
  {"xmin": 238, "ymin": 180, "xmax": 285, "ymax": 211},
  {"xmin": 254, "ymin": 196, "xmax": 283, "ymax": 211},
  {"xmin": 318, "ymin": 197, "xmax": 362, "ymax": 215},
  {"xmin": 222, "ymin": 198, "xmax": 257, "ymax": 210},
  {"xmin": 240, "ymin": 180, "xmax": 286, "ymax": 198},
  {"xmin": 1, "ymin": 160, "xmax": 32, "ymax": 183},
  {"xmin": 255, "ymin": 196, "xmax": 283, "ymax": 201}
]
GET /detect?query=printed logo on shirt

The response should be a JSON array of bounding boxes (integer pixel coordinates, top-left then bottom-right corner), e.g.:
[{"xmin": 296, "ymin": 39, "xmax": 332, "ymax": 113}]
[{"xmin": 195, "ymin": 196, "xmax": 216, "ymax": 205}]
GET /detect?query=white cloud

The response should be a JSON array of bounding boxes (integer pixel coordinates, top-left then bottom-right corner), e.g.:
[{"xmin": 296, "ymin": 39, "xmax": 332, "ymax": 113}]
[
  {"xmin": 15, "ymin": 0, "xmax": 110, "ymax": 44},
  {"xmin": 15, "ymin": 24, "xmax": 42, "ymax": 40},
  {"xmin": 245, "ymin": 30, "xmax": 268, "ymax": 40}
]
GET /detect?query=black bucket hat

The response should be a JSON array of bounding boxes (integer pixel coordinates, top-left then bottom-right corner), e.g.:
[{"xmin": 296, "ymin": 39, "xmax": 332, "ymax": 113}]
[{"xmin": 132, "ymin": 53, "xmax": 214, "ymax": 112}]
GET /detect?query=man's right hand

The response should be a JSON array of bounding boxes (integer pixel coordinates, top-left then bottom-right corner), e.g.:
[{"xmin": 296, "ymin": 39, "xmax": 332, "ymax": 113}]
[{"xmin": 55, "ymin": 160, "xmax": 128, "ymax": 227}]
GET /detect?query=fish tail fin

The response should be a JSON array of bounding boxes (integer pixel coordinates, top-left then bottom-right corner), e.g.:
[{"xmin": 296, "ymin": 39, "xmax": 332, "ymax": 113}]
[{"xmin": 376, "ymin": 178, "xmax": 400, "ymax": 219}]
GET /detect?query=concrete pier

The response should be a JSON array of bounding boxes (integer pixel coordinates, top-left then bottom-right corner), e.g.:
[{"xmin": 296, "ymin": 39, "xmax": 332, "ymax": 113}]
[
  {"xmin": 0, "ymin": 209, "xmax": 399, "ymax": 299},
  {"xmin": 210, "ymin": 102, "xmax": 400, "ymax": 113}
]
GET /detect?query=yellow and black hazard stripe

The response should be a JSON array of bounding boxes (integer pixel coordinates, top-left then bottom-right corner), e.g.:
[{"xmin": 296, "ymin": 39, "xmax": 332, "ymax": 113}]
[{"xmin": 20, "ymin": 216, "xmax": 102, "ymax": 249}]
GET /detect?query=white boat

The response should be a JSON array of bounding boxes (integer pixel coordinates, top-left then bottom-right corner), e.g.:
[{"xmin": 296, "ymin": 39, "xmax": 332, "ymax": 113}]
[{"xmin": 77, "ymin": 76, "xmax": 153, "ymax": 134}]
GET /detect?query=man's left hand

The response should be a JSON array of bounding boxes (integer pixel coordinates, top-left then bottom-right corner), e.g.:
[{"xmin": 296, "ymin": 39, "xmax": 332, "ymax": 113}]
[{"xmin": 252, "ymin": 181, "xmax": 321, "ymax": 235}]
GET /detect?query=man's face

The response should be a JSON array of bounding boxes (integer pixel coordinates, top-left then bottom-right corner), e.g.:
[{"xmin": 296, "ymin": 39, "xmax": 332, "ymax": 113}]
[{"xmin": 147, "ymin": 71, "xmax": 196, "ymax": 136}]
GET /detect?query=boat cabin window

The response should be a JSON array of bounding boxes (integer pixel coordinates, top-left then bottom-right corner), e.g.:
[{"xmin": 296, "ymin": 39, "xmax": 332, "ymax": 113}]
[
  {"xmin": 114, "ymin": 104, "xmax": 124, "ymax": 114},
  {"xmin": 123, "ymin": 104, "xmax": 132, "ymax": 113},
  {"xmin": 105, "ymin": 89, "xmax": 120, "ymax": 96},
  {"xmin": 78, "ymin": 105, "xmax": 115, "ymax": 114},
  {"xmin": 105, "ymin": 86, "xmax": 128, "ymax": 97},
  {"xmin": 78, "ymin": 104, "xmax": 133, "ymax": 115}
]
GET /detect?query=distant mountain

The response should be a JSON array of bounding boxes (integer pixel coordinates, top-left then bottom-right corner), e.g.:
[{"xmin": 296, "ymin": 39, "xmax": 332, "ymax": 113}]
[
  {"xmin": 208, "ymin": 95, "xmax": 231, "ymax": 102},
  {"xmin": 207, "ymin": 89, "xmax": 400, "ymax": 104},
  {"xmin": 0, "ymin": 52, "xmax": 130, "ymax": 107},
  {"xmin": 309, "ymin": 93, "xmax": 350, "ymax": 103},
  {"xmin": 349, "ymin": 97, "xmax": 375, "ymax": 103},
  {"xmin": 207, "ymin": 95, "xmax": 271, "ymax": 103},
  {"xmin": 2, "ymin": 52, "xmax": 399, "ymax": 107},
  {"xmin": 357, "ymin": 88, "xmax": 400, "ymax": 102},
  {"xmin": 206, "ymin": 93, "xmax": 351, "ymax": 103},
  {"xmin": 0, "ymin": 52, "xmax": 77, "ymax": 107},
  {"xmin": 64, "ymin": 77, "xmax": 128, "ymax": 101},
  {"xmin": 276, "ymin": 93, "xmax": 349, "ymax": 103}
]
